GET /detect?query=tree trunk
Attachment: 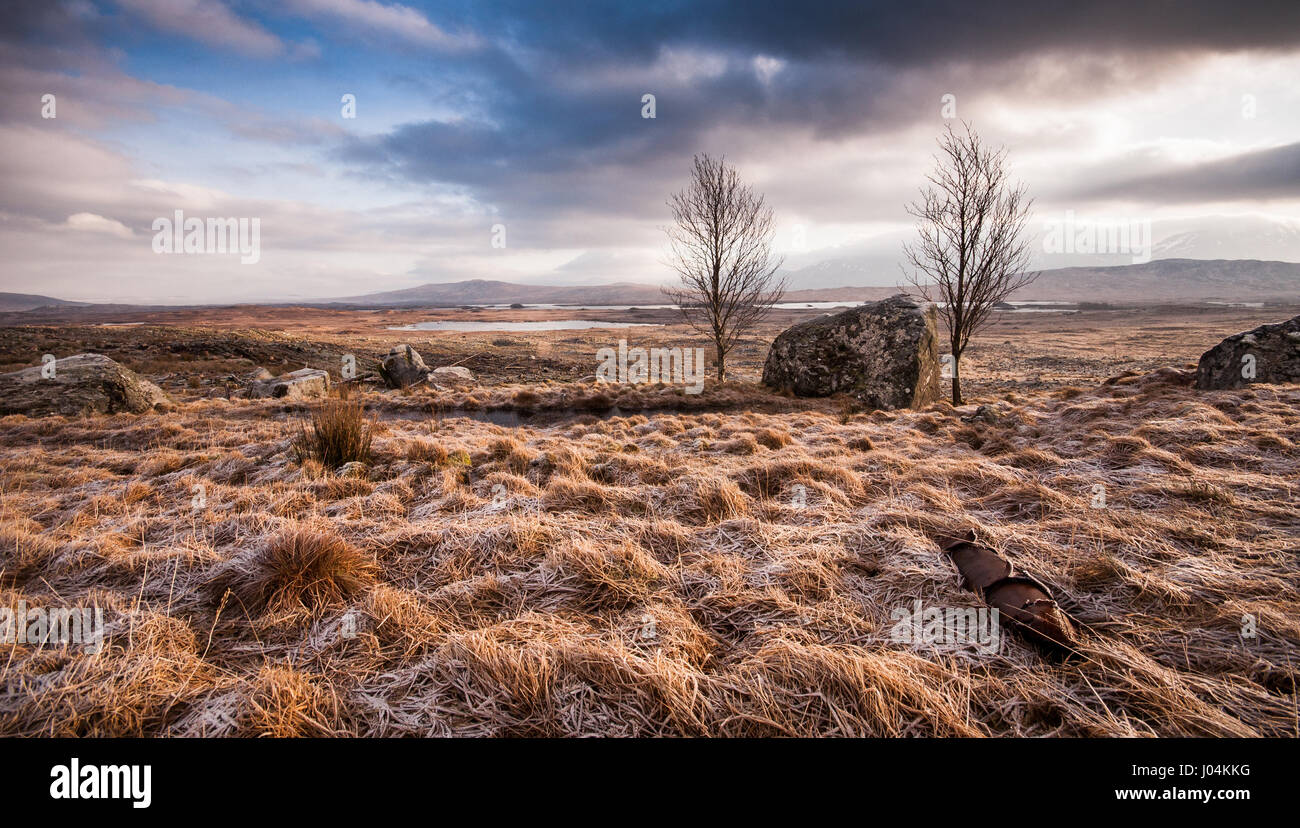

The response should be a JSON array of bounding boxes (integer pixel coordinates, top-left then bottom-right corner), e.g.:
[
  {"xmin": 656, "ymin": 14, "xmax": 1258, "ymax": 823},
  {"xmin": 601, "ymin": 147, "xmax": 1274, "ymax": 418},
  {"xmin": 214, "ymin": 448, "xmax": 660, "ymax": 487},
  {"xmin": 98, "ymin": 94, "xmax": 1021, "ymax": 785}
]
[
  {"xmin": 714, "ymin": 338, "xmax": 726, "ymax": 382},
  {"xmin": 951, "ymin": 357, "xmax": 963, "ymax": 406}
]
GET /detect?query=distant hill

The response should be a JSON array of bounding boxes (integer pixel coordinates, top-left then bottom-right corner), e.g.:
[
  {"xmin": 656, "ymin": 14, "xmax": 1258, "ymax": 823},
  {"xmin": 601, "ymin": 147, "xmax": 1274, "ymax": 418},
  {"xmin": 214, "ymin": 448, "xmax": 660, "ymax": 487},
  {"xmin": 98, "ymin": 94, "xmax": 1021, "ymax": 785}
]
[
  {"xmin": 0, "ymin": 293, "xmax": 88, "ymax": 312},
  {"xmin": 331, "ymin": 279, "xmax": 897, "ymax": 307},
  {"xmin": 1013, "ymin": 259, "xmax": 1300, "ymax": 303},
  {"xmin": 330, "ymin": 279, "xmax": 670, "ymax": 307},
  {"xmin": 4, "ymin": 259, "xmax": 1296, "ymax": 314},
  {"xmin": 778, "ymin": 214, "xmax": 1300, "ymax": 290},
  {"xmin": 338, "ymin": 260, "xmax": 1299, "ymax": 306}
]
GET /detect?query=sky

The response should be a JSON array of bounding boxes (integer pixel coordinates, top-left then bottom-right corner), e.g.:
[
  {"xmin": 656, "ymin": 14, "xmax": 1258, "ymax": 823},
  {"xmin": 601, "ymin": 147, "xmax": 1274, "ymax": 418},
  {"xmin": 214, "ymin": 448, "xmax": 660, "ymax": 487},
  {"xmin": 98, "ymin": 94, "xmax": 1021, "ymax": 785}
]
[{"xmin": 1, "ymin": 0, "xmax": 1299, "ymax": 303}]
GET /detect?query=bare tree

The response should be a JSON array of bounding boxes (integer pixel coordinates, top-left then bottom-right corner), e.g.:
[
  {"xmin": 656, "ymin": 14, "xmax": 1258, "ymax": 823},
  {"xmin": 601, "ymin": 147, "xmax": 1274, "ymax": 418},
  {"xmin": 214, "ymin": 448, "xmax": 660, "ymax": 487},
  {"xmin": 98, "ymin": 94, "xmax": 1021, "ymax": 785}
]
[
  {"xmin": 665, "ymin": 154, "xmax": 786, "ymax": 382},
  {"xmin": 904, "ymin": 123, "xmax": 1035, "ymax": 405}
]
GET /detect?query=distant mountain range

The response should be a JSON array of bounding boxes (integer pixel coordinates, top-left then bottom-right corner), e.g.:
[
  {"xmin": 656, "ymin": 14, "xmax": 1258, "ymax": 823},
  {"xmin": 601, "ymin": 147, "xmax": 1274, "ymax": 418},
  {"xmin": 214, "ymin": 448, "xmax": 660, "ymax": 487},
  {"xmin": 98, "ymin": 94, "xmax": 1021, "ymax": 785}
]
[
  {"xmin": 330, "ymin": 259, "xmax": 1299, "ymax": 306},
  {"xmin": 777, "ymin": 213, "xmax": 1300, "ymax": 290},
  {"xmin": 331, "ymin": 280, "xmax": 670, "ymax": 307},
  {"xmin": 1148, "ymin": 215, "xmax": 1300, "ymax": 262},
  {"xmin": 0, "ymin": 293, "xmax": 87, "ymax": 312},
  {"xmin": 2, "ymin": 259, "xmax": 1296, "ymax": 315},
  {"xmin": 327, "ymin": 279, "xmax": 891, "ymax": 307},
  {"xmin": 1013, "ymin": 258, "xmax": 1300, "ymax": 303}
]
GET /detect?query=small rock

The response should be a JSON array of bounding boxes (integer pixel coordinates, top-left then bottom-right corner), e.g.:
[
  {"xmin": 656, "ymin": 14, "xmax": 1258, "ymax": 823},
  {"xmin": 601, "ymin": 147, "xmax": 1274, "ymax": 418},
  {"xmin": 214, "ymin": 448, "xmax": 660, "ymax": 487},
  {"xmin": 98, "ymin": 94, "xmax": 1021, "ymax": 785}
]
[
  {"xmin": 1138, "ymin": 367, "xmax": 1195, "ymax": 387},
  {"xmin": 248, "ymin": 368, "xmax": 330, "ymax": 400},
  {"xmin": 336, "ymin": 462, "xmax": 368, "ymax": 479},
  {"xmin": 431, "ymin": 366, "xmax": 475, "ymax": 385},
  {"xmin": 379, "ymin": 344, "xmax": 430, "ymax": 389},
  {"xmin": 1102, "ymin": 370, "xmax": 1141, "ymax": 386},
  {"xmin": 960, "ymin": 405, "xmax": 1001, "ymax": 424}
]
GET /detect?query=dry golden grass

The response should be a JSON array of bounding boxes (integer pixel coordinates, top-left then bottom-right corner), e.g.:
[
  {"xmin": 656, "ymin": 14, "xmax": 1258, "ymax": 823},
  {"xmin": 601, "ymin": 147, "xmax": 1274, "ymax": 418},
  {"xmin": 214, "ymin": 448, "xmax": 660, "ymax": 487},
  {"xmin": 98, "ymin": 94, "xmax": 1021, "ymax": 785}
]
[{"xmin": 0, "ymin": 367, "xmax": 1296, "ymax": 737}]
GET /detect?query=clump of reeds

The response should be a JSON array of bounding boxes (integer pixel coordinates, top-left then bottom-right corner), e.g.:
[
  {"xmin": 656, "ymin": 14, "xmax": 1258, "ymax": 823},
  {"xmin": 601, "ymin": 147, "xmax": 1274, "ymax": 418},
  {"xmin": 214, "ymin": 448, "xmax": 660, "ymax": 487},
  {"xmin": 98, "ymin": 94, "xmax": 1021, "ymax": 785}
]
[{"xmin": 291, "ymin": 389, "xmax": 373, "ymax": 469}]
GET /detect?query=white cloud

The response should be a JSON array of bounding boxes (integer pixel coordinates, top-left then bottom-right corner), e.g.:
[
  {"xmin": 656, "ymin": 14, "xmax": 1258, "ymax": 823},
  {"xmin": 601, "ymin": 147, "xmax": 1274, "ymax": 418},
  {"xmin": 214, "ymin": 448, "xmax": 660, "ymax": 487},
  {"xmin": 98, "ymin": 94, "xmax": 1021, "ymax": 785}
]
[
  {"xmin": 753, "ymin": 55, "xmax": 785, "ymax": 84},
  {"xmin": 64, "ymin": 212, "xmax": 135, "ymax": 239}
]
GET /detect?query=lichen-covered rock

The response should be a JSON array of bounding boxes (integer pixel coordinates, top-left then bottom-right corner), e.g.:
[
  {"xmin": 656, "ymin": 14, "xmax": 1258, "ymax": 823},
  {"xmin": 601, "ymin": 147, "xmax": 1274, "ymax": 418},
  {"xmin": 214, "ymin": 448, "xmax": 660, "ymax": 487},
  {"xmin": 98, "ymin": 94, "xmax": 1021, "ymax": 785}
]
[
  {"xmin": 248, "ymin": 367, "xmax": 330, "ymax": 400},
  {"xmin": 1195, "ymin": 315, "xmax": 1300, "ymax": 390},
  {"xmin": 762, "ymin": 294, "xmax": 940, "ymax": 409},
  {"xmin": 379, "ymin": 344, "xmax": 430, "ymax": 389},
  {"xmin": 0, "ymin": 354, "xmax": 170, "ymax": 416}
]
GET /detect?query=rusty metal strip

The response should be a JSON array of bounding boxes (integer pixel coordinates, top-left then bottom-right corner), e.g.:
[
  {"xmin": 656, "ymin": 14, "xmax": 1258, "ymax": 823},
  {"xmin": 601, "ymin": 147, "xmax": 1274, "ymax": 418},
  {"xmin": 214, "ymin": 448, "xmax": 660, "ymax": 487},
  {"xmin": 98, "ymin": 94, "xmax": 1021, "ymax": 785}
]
[{"xmin": 938, "ymin": 531, "xmax": 1079, "ymax": 652}]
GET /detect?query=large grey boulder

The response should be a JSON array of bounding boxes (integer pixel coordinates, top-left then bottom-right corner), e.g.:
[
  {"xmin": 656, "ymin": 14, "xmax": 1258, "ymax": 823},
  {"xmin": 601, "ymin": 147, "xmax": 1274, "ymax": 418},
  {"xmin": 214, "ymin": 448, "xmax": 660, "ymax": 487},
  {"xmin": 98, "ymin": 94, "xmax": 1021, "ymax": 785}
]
[
  {"xmin": 379, "ymin": 344, "xmax": 430, "ymax": 389},
  {"xmin": 1195, "ymin": 315, "xmax": 1300, "ymax": 390},
  {"xmin": 762, "ymin": 294, "xmax": 941, "ymax": 409},
  {"xmin": 248, "ymin": 367, "xmax": 330, "ymax": 400},
  {"xmin": 0, "ymin": 354, "xmax": 169, "ymax": 416}
]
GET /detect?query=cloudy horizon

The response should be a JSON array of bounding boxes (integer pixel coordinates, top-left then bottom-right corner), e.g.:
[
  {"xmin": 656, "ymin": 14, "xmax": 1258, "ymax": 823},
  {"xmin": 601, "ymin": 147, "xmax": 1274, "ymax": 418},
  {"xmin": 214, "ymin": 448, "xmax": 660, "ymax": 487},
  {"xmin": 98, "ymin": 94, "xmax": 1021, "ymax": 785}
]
[{"xmin": 2, "ymin": 0, "xmax": 1299, "ymax": 304}]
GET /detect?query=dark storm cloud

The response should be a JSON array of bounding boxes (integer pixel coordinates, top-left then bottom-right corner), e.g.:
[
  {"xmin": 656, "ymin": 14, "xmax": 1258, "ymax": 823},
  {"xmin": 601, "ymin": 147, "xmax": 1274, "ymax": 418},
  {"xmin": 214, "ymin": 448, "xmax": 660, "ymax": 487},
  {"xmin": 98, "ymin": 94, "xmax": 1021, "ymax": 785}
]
[
  {"xmin": 447, "ymin": 0, "xmax": 1300, "ymax": 65},
  {"xmin": 1082, "ymin": 142, "xmax": 1300, "ymax": 203},
  {"xmin": 339, "ymin": 45, "xmax": 918, "ymax": 219},
  {"xmin": 342, "ymin": 0, "xmax": 1300, "ymax": 215}
]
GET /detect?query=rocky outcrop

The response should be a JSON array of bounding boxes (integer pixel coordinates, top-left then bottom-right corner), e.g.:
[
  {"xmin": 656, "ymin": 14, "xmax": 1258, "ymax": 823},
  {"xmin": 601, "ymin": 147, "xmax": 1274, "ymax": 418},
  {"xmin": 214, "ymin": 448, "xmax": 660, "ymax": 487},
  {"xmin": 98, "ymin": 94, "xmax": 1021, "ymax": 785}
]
[
  {"xmin": 248, "ymin": 367, "xmax": 330, "ymax": 400},
  {"xmin": 1195, "ymin": 315, "xmax": 1300, "ymax": 390},
  {"xmin": 379, "ymin": 344, "xmax": 430, "ymax": 389},
  {"xmin": 762, "ymin": 294, "xmax": 941, "ymax": 409},
  {"xmin": 0, "ymin": 354, "xmax": 169, "ymax": 416}
]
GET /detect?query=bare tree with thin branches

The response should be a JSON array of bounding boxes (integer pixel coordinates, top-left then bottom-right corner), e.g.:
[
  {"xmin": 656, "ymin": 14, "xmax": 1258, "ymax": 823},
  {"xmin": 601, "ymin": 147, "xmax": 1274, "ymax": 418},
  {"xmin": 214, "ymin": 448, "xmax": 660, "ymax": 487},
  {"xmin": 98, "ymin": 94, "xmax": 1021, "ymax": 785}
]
[
  {"xmin": 904, "ymin": 123, "xmax": 1035, "ymax": 405},
  {"xmin": 664, "ymin": 154, "xmax": 786, "ymax": 382}
]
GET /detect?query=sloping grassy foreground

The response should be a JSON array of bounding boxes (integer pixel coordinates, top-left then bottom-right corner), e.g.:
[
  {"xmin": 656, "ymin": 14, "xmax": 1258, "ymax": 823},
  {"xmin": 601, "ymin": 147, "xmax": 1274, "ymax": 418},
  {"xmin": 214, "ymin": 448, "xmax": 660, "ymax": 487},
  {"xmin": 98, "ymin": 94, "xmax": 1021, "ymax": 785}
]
[{"xmin": 0, "ymin": 372, "xmax": 1296, "ymax": 736}]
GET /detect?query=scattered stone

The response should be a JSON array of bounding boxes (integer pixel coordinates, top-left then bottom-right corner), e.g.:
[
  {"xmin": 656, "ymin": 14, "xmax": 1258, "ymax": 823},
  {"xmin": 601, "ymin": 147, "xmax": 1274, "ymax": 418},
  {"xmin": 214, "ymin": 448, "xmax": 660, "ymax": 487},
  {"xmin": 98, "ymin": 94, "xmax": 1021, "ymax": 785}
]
[
  {"xmin": 0, "ymin": 354, "xmax": 170, "ymax": 416},
  {"xmin": 1195, "ymin": 315, "xmax": 1300, "ymax": 390},
  {"xmin": 960, "ymin": 405, "xmax": 1001, "ymax": 424},
  {"xmin": 1138, "ymin": 367, "xmax": 1195, "ymax": 387},
  {"xmin": 336, "ymin": 462, "xmax": 368, "ymax": 479},
  {"xmin": 1102, "ymin": 369, "xmax": 1141, "ymax": 386},
  {"xmin": 248, "ymin": 367, "xmax": 330, "ymax": 400},
  {"xmin": 761, "ymin": 294, "xmax": 941, "ymax": 410},
  {"xmin": 431, "ymin": 366, "xmax": 475, "ymax": 386},
  {"xmin": 379, "ymin": 344, "xmax": 430, "ymax": 389}
]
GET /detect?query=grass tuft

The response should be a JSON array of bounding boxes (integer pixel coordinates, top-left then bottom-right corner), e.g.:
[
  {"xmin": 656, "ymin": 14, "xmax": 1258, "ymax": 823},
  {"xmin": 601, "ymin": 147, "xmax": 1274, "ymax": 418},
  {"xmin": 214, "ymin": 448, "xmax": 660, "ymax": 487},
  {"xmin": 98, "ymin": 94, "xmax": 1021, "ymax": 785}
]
[
  {"xmin": 291, "ymin": 395, "xmax": 373, "ymax": 469},
  {"xmin": 220, "ymin": 526, "xmax": 377, "ymax": 613}
]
